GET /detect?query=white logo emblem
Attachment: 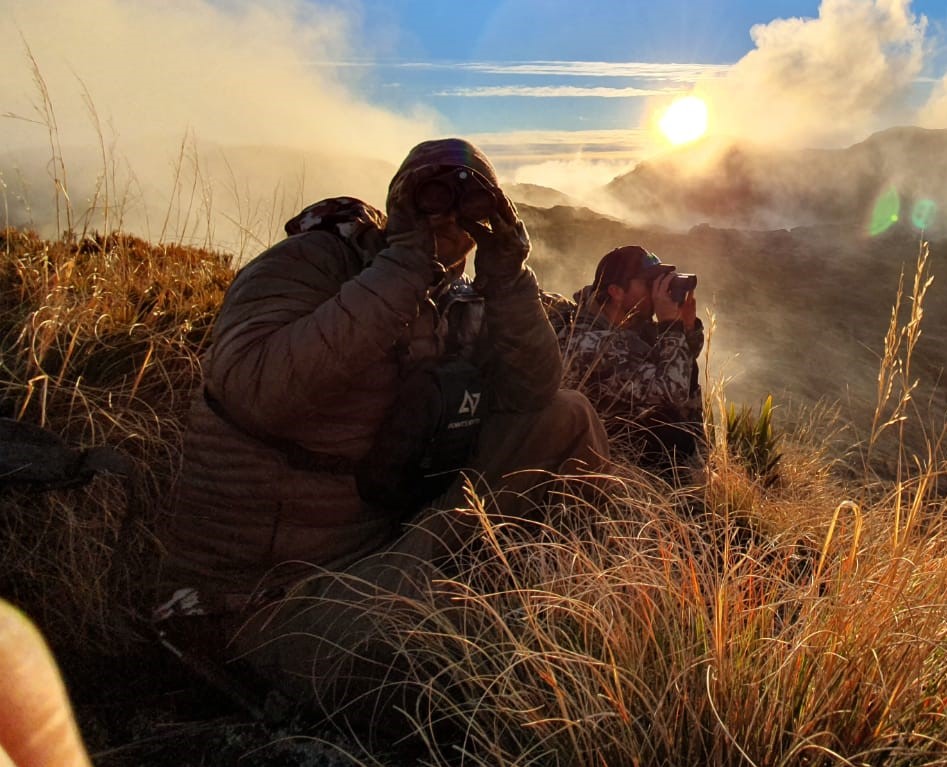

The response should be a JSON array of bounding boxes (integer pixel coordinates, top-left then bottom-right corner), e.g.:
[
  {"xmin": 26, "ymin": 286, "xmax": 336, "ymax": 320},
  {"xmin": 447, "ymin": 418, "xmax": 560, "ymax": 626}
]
[{"xmin": 458, "ymin": 390, "xmax": 481, "ymax": 416}]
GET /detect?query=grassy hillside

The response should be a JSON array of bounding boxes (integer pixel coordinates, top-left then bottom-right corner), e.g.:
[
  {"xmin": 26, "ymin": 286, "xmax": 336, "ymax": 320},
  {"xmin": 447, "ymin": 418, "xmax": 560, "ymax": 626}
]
[
  {"xmin": 0, "ymin": 228, "xmax": 232, "ymax": 648},
  {"xmin": 1, "ymin": 226, "xmax": 946, "ymax": 766}
]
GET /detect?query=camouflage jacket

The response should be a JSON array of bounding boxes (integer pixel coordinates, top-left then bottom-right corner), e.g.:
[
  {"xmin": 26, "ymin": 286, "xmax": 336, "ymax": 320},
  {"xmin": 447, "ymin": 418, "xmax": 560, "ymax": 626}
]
[{"xmin": 557, "ymin": 288, "xmax": 703, "ymax": 432}]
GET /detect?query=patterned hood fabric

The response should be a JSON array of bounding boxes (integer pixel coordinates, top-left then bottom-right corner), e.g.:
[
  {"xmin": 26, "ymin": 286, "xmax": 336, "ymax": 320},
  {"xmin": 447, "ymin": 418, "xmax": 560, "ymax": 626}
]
[{"xmin": 284, "ymin": 196, "xmax": 388, "ymax": 268}]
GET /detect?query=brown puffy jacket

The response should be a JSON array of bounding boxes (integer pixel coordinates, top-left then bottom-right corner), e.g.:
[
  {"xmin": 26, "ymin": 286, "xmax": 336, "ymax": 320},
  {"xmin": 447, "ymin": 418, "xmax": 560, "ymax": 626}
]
[{"xmin": 157, "ymin": 217, "xmax": 562, "ymax": 604}]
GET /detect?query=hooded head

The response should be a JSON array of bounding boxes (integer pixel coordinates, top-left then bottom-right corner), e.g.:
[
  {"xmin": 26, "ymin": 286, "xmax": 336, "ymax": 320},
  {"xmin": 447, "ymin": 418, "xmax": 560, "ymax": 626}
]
[{"xmin": 386, "ymin": 138, "xmax": 500, "ymax": 214}]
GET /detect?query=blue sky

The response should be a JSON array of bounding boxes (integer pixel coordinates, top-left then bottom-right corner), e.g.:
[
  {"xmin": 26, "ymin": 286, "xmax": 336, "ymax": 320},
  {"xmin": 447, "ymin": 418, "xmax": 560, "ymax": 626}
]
[
  {"xmin": 342, "ymin": 0, "xmax": 836, "ymax": 134},
  {"xmin": 335, "ymin": 1, "xmax": 947, "ymax": 118},
  {"xmin": 319, "ymin": 0, "xmax": 947, "ymax": 178},
  {"xmin": 2, "ymin": 0, "xmax": 947, "ymax": 236}
]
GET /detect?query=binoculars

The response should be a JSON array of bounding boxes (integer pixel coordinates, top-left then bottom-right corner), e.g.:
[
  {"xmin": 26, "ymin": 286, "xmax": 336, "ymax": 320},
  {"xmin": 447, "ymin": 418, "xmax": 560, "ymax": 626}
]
[
  {"xmin": 414, "ymin": 167, "xmax": 498, "ymax": 221},
  {"xmin": 644, "ymin": 263, "xmax": 697, "ymax": 304},
  {"xmin": 668, "ymin": 273, "xmax": 697, "ymax": 304}
]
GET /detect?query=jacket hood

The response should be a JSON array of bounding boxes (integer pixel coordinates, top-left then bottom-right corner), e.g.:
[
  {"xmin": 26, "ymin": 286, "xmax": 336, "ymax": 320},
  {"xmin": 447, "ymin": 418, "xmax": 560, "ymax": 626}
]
[{"xmin": 386, "ymin": 138, "xmax": 499, "ymax": 213}]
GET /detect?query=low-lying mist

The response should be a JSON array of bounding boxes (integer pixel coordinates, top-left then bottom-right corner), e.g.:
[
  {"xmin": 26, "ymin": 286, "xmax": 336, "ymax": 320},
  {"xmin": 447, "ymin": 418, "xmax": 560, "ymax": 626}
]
[
  {"xmin": 603, "ymin": 127, "xmax": 947, "ymax": 237},
  {"xmin": 0, "ymin": 0, "xmax": 438, "ymax": 251},
  {"xmin": 521, "ymin": 202, "xmax": 946, "ymax": 464},
  {"xmin": 0, "ymin": 138, "xmax": 400, "ymax": 256}
]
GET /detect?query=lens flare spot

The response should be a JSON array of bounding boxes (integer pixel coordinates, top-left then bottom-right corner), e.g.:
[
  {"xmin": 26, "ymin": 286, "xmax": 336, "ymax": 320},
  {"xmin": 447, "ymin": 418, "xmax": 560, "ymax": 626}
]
[
  {"xmin": 868, "ymin": 188, "xmax": 901, "ymax": 236},
  {"xmin": 912, "ymin": 198, "xmax": 937, "ymax": 231},
  {"xmin": 658, "ymin": 96, "xmax": 709, "ymax": 145}
]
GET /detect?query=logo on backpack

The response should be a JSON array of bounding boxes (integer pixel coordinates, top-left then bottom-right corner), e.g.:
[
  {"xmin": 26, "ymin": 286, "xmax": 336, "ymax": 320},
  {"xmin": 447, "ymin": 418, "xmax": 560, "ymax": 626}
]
[{"xmin": 458, "ymin": 390, "xmax": 481, "ymax": 416}]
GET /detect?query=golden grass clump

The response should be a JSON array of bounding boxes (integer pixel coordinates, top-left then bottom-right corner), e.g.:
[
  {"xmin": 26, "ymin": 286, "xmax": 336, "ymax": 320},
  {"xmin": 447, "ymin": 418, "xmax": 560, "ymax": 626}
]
[
  {"xmin": 0, "ymin": 216, "xmax": 944, "ymax": 766},
  {"xmin": 374, "ymin": 448, "xmax": 947, "ymax": 766},
  {"xmin": 355, "ymin": 243, "xmax": 947, "ymax": 765},
  {"xmin": 0, "ymin": 226, "xmax": 233, "ymax": 651}
]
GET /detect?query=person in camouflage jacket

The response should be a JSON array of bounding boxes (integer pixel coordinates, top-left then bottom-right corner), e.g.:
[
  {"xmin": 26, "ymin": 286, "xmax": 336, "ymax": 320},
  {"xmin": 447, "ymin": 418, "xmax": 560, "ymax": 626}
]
[{"xmin": 557, "ymin": 245, "xmax": 704, "ymax": 468}]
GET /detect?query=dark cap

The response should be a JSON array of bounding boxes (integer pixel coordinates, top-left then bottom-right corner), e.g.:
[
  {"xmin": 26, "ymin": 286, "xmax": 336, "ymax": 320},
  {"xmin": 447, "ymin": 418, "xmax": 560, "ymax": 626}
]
[
  {"xmin": 593, "ymin": 245, "xmax": 672, "ymax": 300},
  {"xmin": 387, "ymin": 138, "xmax": 499, "ymax": 212}
]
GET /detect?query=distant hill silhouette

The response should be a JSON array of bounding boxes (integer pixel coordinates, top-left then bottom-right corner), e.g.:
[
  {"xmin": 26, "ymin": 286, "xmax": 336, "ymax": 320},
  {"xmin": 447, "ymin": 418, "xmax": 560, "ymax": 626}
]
[
  {"xmin": 506, "ymin": 183, "xmax": 583, "ymax": 210},
  {"xmin": 604, "ymin": 127, "xmax": 947, "ymax": 236}
]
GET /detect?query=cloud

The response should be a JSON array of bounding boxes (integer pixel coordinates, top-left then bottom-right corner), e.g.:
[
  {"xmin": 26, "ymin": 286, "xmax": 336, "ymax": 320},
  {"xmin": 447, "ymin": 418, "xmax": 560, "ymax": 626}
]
[
  {"xmin": 689, "ymin": 0, "xmax": 930, "ymax": 148},
  {"xmin": 471, "ymin": 128, "xmax": 653, "ymax": 164},
  {"xmin": 469, "ymin": 128, "xmax": 653, "ymax": 183},
  {"xmin": 512, "ymin": 158, "xmax": 634, "ymax": 216},
  {"xmin": 512, "ymin": 159, "xmax": 618, "ymax": 194},
  {"xmin": 468, "ymin": 129, "xmax": 651, "ymax": 220},
  {"xmin": 435, "ymin": 85, "xmax": 675, "ymax": 98},
  {"xmin": 0, "ymin": 0, "xmax": 440, "ymax": 250},
  {"xmin": 400, "ymin": 60, "xmax": 732, "ymax": 82},
  {"xmin": 918, "ymin": 74, "xmax": 947, "ymax": 126}
]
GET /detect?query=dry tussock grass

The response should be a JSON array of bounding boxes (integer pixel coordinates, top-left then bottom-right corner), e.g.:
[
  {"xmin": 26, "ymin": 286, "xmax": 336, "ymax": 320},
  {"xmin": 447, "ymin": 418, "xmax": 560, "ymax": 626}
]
[
  {"xmin": 0, "ymin": 226, "xmax": 233, "ymax": 651},
  {"xmin": 0, "ymin": 221, "xmax": 944, "ymax": 765},
  {"xmin": 373, "ymin": 449, "xmax": 947, "ymax": 765},
  {"xmin": 347, "ymin": 244, "xmax": 947, "ymax": 765}
]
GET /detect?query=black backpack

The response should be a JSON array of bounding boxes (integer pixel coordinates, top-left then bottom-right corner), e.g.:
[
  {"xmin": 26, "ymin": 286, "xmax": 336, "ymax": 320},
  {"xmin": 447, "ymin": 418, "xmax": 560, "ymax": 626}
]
[{"xmin": 355, "ymin": 357, "xmax": 484, "ymax": 512}]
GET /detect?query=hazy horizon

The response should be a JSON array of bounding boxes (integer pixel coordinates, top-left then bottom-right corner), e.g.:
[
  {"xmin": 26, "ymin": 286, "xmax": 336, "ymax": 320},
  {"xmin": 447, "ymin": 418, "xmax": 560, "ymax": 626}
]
[{"xmin": 2, "ymin": 0, "xmax": 946, "ymax": 250}]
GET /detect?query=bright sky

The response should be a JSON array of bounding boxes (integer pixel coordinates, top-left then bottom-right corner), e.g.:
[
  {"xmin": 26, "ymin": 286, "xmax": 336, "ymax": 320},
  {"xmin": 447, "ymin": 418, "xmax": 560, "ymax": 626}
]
[
  {"xmin": 2, "ymin": 0, "xmax": 946, "ymax": 238},
  {"xmin": 340, "ymin": 3, "xmax": 945, "ymax": 120},
  {"xmin": 317, "ymin": 0, "xmax": 947, "ymax": 184},
  {"xmin": 338, "ymin": 0, "xmax": 887, "ymax": 131}
]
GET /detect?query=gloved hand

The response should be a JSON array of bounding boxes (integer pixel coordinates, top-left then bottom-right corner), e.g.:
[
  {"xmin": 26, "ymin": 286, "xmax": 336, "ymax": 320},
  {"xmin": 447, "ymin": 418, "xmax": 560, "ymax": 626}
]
[
  {"xmin": 384, "ymin": 166, "xmax": 443, "ymax": 254},
  {"xmin": 462, "ymin": 191, "xmax": 531, "ymax": 296},
  {"xmin": 384, "ymin": 166, "xmax": 459, "ymax": 286}
]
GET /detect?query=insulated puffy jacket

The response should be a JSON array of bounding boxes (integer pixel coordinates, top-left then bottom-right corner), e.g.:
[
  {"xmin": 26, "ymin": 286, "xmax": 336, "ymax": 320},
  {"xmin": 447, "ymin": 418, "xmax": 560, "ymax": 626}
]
[{"xmin": 156, "ymin": 204, "xmax": 562, "ymax": 606}]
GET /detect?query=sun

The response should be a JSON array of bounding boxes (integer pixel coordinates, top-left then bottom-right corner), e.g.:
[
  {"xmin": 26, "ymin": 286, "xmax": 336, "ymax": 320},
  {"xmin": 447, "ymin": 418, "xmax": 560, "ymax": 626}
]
[{"xmin": 659, "ymin": 96, "xmax": 709, "ymax": 145}]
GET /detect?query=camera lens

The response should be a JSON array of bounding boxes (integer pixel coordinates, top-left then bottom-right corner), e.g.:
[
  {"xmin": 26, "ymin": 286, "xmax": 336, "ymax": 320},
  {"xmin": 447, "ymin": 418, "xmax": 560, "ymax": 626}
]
[{"xmin": 668, "ymin": 273, "xmax": 697, "ymax": 304}]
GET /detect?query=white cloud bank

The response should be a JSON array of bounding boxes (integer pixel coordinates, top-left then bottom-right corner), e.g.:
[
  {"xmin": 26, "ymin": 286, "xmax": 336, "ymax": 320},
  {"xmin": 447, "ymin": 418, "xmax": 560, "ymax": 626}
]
[
  {"xmin": 0, "ymin": 0, "xmax": 441, "ymax": 250},
  {"xmin": 688, "ymin": 0, "xmax": 940, "ymax": 148}
]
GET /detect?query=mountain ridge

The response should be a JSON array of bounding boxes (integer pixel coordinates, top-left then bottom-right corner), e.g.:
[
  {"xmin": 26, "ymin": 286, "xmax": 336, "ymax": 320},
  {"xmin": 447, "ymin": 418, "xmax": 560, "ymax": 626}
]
[{"xmin": 603, "ymin": 126, "xmax": 947, "ymax": 235}]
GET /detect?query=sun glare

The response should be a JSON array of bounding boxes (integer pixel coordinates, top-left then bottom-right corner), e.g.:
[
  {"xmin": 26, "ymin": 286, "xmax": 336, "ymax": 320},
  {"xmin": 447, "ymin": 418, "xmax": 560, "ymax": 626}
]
[{"xmin": 659, "ymin": 96, "xmax": 709, "ymax": 145}]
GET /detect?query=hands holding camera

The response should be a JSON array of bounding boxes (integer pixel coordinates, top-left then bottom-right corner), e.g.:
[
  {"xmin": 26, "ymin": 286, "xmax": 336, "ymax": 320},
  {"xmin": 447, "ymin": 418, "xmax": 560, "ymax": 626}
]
[
  {"xmin": 652, "ymin": 272, "xmax": 698, "ymax": 330},
  {"xmin": 460, "ymin": 191, "xmax": 531, "ymax": 295}
]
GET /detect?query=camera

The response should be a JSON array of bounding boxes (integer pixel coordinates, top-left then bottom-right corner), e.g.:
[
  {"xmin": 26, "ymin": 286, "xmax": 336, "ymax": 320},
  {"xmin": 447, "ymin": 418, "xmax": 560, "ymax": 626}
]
[
  {"xmin": 414, "ymin": 167, "xmax": 498, "ymax": 222},
  {"xmin": 668, "ymin": 273, "xmax": 697, "ymax": 304}
]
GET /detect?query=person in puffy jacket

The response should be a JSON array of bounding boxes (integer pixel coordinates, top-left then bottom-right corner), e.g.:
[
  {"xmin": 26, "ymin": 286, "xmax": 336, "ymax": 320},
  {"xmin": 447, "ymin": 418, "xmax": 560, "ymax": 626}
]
[
  {"xmin": 557, "ymin": 245, "xmax": 704, "ymax": 469},
  {"xmin": 154, "ymin": 138, "xmax": 609, "ymax": 732}
]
